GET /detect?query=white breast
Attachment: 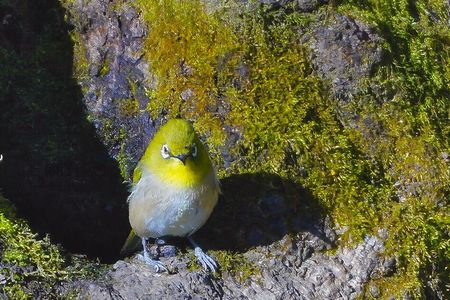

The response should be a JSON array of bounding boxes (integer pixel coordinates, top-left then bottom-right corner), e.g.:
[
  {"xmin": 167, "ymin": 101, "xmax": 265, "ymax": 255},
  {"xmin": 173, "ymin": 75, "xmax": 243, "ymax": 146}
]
[{"xmin": 128, "ymin": 169, "xmax": 219, "ymax": 238}]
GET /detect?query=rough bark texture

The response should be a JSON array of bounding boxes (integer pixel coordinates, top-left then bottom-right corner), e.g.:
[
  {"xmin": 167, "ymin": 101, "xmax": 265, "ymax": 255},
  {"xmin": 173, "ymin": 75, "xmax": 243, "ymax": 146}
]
[
  {"xmin": 308, "ymin": 14, "xmax": 383, "ymax": 104},
  {"xmin": 74, "ymin": 234, "xmax": 392, "ymax": 300},
  {"xmin": 66, "ymin": 0, "xmax": 157, "ymax": 177}
]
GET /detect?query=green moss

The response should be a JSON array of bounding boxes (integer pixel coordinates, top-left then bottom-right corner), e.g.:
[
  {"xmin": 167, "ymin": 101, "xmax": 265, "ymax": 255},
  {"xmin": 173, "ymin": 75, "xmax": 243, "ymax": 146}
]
[
  {"xmin": 99, "ymin": 119, "xmax": 131, "ymax": 178},
  {"xmin": 127, "ymin": 77, "xmax": 139, "ymax": 99},
  {"xmin": 117, "ymin": 141, "xmax": 130, "ymax": 179},
  {"xmin": 211, "ymin": 250, "xmax": 259, "ymax": 283},
  {"xmin": 118, "ymin": 98, "xmax": 140, "ymax": 117},
  {"xmin": 0, "ymin": 195, "xmax": 100, "ymax": 298},
  {"xmin": 99, "ymin": 59, "xmax": 110, "ymax": 77},
  {"xmin": 136, "ymin": 0, "xmax": 237, "ymax": 145},
  {"xmin": 135, "ymin": 0, "xmax": 448, "ymax": 296},
  {"xmin": 187, "ymin": 249, "xmax": 259, "ymax": 282},
  {"xmin": 69, "ymin": 28, "xmax": 89, "ymax": 81},
  {"xmin": 3, "ymin": 284, "xmax": 30, "ymax": 300},
  {"xmin": 333, "ymin": 0, "xmax": 450, "ymax": 297},
  {"xmin": 59, "ymin": 0, "xmax": 77, "ymax": 7},
  {"xmin": 363, "ymin": 274, "xmax": 424, "ymax": 299}
]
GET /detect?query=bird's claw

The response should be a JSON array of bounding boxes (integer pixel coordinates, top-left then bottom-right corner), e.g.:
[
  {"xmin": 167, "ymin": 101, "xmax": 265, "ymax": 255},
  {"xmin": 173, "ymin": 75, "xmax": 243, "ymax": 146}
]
[
  {"xmin": 194, "ymin": 247, "xmax": 218, "ymax": 272},
  {"xmin": 155, "ymin": 238, "xmax": 166, "ymax": 246},
  {"xmin": 137, "ymin": 254, "xmax": 168, "ymax": 273}
]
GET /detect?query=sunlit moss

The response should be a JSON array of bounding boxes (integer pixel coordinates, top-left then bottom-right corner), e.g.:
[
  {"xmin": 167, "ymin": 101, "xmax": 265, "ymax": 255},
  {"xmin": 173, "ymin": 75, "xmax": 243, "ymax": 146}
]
[
  {"xmin": 135, "ymin": 0, "xmax": 237, "ymax": 145},
  {"xmin": 0, "ymin": 195, "xmax": 100, "ymax": 298},
  {"xmin": 335, "ymin": 0, "xmax": 450, "ymax": 296},
  {"xmin": 3, "ymin": 284, "xmax": 30, "ymax": 300},
  {"xmin": 69, "ymin": 23, "xmax": 89, "ymax": 82},
  {"xmin": 117, "ymin": 138, "xmax": 131, "ymax": 179},
  {"xmin": 118, "ymin": 98, "xmax": 140, "ymax": 117},
  {"xmin": 131, "ymin": 0, "xmax": 448, "ymax": 296},
  {"xmin": 210, "ymin": 250, "xmax": 259, "ymax": 283},
  {"xmin": 99, "ymin": 59, "xmax": 110, "ymax": 77},
  {"xmin": 187, "ymin": 249, "xmax": 259, "ymax": 282}
]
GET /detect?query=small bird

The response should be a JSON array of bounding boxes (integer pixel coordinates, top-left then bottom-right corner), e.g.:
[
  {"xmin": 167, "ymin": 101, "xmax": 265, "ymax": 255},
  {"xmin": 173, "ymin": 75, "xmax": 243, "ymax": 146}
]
[{"xmin": 121, "ymin": 119, "xmax": 219, "ymax": 272}]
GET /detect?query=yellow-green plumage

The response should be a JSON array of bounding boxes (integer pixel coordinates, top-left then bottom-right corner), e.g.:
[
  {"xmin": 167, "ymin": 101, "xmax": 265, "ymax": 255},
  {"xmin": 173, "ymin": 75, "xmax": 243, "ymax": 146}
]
[
  {"xmin": 121, "ymin": 119, "xmax": 219, "ymax": 264},
  {"xmin": 140, "ymin": 119, "xmax": 215, "ymax": 189}
]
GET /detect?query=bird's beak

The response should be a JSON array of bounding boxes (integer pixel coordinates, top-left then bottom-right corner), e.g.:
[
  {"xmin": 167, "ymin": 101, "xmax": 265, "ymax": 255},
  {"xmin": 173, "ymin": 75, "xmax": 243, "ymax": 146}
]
[{"xmin": 174, "ymin": 153, "xmax": 190, "ymax": 165}]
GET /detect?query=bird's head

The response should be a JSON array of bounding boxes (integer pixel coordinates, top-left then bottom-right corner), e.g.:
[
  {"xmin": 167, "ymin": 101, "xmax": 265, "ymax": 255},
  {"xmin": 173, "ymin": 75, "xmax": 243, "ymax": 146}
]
[{"xmin": 141, "ymin": 119, "xmax": 213, "ymax": 187}]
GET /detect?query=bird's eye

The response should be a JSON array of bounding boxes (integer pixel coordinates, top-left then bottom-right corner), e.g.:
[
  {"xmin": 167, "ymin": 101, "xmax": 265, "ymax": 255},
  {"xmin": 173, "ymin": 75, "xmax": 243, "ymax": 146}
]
[
  {"xmin": 161, "ymin": 144, "xmax": 170, "ymax": 159},
  {"xmin": 191, "ymin": 145, "xmax": 198, "ymax": 158}
]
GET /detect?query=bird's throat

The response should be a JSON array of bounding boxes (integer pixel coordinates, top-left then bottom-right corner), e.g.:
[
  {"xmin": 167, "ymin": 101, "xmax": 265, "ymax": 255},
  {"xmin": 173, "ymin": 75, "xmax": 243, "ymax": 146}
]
[{"xmin": 153, "ymin": 159, "xmax": 209, "ymax": 188}]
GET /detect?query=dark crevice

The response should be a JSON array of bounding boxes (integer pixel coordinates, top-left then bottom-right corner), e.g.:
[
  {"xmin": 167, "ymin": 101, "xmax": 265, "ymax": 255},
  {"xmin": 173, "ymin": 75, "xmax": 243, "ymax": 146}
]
[{"xmin": 0, "ymin": 0, "xmax": 129, "ymax": 263}]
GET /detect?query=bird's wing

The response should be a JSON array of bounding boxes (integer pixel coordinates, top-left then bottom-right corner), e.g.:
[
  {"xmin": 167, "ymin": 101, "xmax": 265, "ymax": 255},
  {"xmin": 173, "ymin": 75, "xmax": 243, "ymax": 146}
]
[
  {"xmin": 132, "ymin": 162, "xmax": 143, "ymax": 185},
  {"xmin": 120, "ymin": 229, "xmax": 142, "ymax": 257},
  {"xmin": 121, "ymin": 162, "xmax": 145, "ymax": 256}
]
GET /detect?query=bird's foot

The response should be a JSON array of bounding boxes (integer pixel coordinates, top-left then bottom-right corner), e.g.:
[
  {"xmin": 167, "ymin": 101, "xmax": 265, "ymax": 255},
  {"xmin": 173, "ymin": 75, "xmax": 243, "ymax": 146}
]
[
  {"xmin": 193, "ymin": 246, "xmax": 218, "ymax": 272},
  {"xmin": 155, "ymin": 238, "xmax": 166, "ymax": 246},
  {"xmin": 137, "ymin": 254, "xmax": 168, "ymax": 273}
]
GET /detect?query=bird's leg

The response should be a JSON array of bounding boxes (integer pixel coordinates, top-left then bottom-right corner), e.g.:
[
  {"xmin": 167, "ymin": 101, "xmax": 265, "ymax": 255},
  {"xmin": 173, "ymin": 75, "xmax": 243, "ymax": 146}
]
[
  {"xmin": 188, "ymin": 237, "xmax": 218, "ymax": 272},
  {"xmin": 137, "ymin": 237, "xmax": 168, "ymax": 273},
  {"xmin": 155, "ymin": 238, "xmax": 165, "ymax": 257}
]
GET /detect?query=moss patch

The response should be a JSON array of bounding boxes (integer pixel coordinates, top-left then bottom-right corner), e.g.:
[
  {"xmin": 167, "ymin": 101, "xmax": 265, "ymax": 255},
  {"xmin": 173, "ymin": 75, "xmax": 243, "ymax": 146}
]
[
  {"xmin": 99, "ymin": 59, "xmax": 110, "ymax": 77},
  {"xmin": 134, "ymin": 0, "xmax": 448, "ymax": 297},
  {"xmin": 0, "ymin": 195, "xmax": 100, "ymax": 299},
  {"xmin": 118, "ymin": 98, "xmax": 140, "ymax": 117},
  {"xmin": 335, "ymin": 0, "xmax": 450, "ymax": 297},
  {"xmin": 187, "ymin": 249, "xmax": 259, "ymax": 283},
  {"xmin": 210, "ymin": 250, "xmax": 259, "ymax": 283},
  {"xmin": 70, "ymin": 30, "xmax": 89, "ymax": 81},
  {"xmin": 136, "ymin": 0, "xmax": 237, "ymax": 145}
]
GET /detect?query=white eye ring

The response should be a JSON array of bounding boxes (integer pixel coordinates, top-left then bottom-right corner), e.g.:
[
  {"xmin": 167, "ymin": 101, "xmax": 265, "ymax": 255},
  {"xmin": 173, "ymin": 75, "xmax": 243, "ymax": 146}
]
[
  {"xmin": 161, "ymin": 144, "xmax": 170, "ymax": 159},
  {"xmin": 192, "ymin": 145, "xmax": 197, "ymax": 158}
]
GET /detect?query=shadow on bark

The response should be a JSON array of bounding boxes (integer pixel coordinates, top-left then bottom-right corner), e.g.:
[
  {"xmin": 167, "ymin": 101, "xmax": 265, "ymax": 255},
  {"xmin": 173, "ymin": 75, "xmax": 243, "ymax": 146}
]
[
  {"xmin": 0, "ymin": 0, "xmax": 129, "ymax": 263},
  {"xmin": 195, "ymin": 173, "xmax": 332, "ymax": 252}
]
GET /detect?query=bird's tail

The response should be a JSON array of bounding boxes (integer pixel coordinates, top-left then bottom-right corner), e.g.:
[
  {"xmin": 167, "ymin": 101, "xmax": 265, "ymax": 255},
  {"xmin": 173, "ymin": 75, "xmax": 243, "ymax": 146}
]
[{"xmin": 120, "ymin": 229, "xmax": 142, "ymax": 257}]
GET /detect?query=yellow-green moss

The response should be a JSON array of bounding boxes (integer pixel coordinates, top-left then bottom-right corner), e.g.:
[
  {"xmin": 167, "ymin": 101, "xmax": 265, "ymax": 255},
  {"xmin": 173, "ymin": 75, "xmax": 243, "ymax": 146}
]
[
  {"xmin": 0, "ymin": 195, "xmax": 100, "ymax": 298},
  {"xmin": 3, "ymin": 284, "xmax": 30, "ymax": 300},
  {"xmin": 69, "ymin": 30, "xmax": 89, "ymax": 81},
  {"xmin": 335, "ymin": 0, "xmax": 449, "ymax": 296},
  {"xmin": 0, "ymin": 197, "xmax": 62, "ymax": 277},
  {"xmin": 117, "ymin": 141, "xmax": 130, "ymax": 179},
  {"xmin": 127, "ymin": 77, "xmax": 139, "ymax": 99},
  {"xmin": 210, "ymin": 250, "xmax": 259, "ymax": 283},
  {"xmin": 135, "ymin": 0, "xmax": 448, "ymax": 296},
  {"xmin": 136, "ymin": 0, "xmax": 237, "ymax": 145},
  {"xmin": 187, "ymin": 249, "xmax": 259, "ymax": 282},
  {"xmin": 362, "ymin": 274, "xmax": 424, "ymax": 299},
  {"xmin": 99, "ymin": 59, "xmax": 110, "ymax": 77},
  {"xmin": 118, "ymin": 98, "xmax": 140, "ymax": 117}
]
